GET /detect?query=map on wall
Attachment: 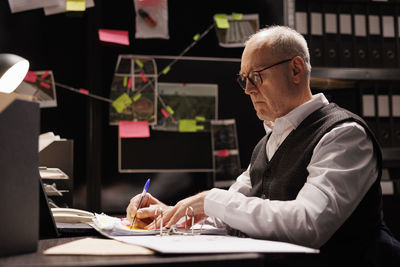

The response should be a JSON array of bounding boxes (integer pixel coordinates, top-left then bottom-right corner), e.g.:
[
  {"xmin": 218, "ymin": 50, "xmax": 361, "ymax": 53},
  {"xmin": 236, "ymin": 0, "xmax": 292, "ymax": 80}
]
[
  {"xmin": 109, "ymin": 55, "xmax": 158, "ymax": 125},
  {"xmin": 152, "ymin": 82, "xmax": 218, "ymax": 132}
]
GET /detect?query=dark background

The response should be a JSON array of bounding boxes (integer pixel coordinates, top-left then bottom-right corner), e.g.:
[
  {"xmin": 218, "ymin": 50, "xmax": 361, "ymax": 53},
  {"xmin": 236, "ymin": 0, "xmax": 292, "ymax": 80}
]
[
  {"xmin": 0, "ymin": 0, "xmax": 289, "ymax": 213},
  {"xmin": 0, "ymin": 0, "xmax": 377, "ymax": 214}
]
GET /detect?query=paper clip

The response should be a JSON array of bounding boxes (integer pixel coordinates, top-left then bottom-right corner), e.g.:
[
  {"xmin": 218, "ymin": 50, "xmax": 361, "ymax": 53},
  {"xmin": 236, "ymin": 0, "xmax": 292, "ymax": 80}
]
[{"xmin": 154, "ymin": 207, "xmax": 164, "ymax": 236}]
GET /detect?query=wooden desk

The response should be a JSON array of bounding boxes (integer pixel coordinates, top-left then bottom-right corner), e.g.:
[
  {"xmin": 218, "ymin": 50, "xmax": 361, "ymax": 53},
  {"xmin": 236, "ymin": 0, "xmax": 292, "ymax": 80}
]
[
  {"xmin": 0, "ymin": 236, "xmax": 320, "ymax": 267},
  {"xmin": 0, "ymin": 236, "xmax": 264, "ymax": 267}
]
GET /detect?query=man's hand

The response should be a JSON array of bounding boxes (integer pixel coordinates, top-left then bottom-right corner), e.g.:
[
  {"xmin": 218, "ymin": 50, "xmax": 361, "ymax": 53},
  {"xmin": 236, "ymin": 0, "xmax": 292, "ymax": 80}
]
[
  {"xmin": 146, "ymin": 190, "xmax": 209, "ymax": 230},
  {"xmin": 126, "ymin": 193, "xmax": 168, "ymax": 228}
]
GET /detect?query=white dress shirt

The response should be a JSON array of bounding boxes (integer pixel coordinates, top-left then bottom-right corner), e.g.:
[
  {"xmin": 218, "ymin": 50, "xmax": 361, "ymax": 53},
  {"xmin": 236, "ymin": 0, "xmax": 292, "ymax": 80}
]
[{"xmin": 204, "ymin": 93, "xmax": 378, "ymax": 248}]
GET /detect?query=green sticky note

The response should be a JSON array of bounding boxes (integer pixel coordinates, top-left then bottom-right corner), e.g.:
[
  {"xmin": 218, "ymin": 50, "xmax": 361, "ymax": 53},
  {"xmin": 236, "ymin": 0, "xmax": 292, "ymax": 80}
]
[
  {"xmin": 196, "ymin": 125, "xmax": 205, "ymax": 131},
  {"xmin": 232, "ymin": 13, "xmax": 243, "ymax": 20},
  {"xmin": 162, "ymin": 66, "xmax": 171, "ymax": 75},
  {"xmin": 214, "ymin": 14, "xmax": 229, "ymax": 29},
  {"xmin": 166, "ymin": 105, "xmax": 174, "ymax": 115},
  {"xmin": 179, "ymin": 120, "xmax": 197, "ymax": 132},
  {"xmin": 133, "ymin": 93, "xmax": 142, "ymax": 102},
  {"xmin": 66, "ymin": 0, "xmax": 86, "ymax": 11},
  {"xmin": 135, "ymin": 59, "xmax": 144, "ymax": 68},
  {"xmin": 112, "ymin": 93, "xmax": 132, "ymax": 113},
  {"xmin": 123, "ymin": 76, "xmax": 128, "ymax": 87},
  {"xmin": 195, "ymin": 116, "xmax": 206, "ymax": 121},
  {"xmin": 193, "ymin": 33, "xmax": 200, "ymax": 41}
]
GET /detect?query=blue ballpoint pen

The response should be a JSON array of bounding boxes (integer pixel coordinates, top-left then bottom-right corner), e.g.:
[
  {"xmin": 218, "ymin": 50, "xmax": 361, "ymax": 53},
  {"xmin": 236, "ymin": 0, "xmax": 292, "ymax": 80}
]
[{"xmin": 130, "ymin": 178, "xmax": 150, "ymax": 230}]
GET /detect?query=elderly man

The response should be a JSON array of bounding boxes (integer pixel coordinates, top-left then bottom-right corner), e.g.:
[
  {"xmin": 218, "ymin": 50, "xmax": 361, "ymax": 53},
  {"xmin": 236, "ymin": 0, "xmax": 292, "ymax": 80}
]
[{"xmin": 127, "ymin": 26, "xmax": 399, "ymax": 265}]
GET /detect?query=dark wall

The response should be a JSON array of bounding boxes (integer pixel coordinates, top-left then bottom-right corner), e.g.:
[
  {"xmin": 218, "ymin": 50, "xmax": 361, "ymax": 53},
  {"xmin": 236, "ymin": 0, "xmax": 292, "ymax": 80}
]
[{"xmin": 1, "ymin": 0, "xmax": 285, "ymax": 212}]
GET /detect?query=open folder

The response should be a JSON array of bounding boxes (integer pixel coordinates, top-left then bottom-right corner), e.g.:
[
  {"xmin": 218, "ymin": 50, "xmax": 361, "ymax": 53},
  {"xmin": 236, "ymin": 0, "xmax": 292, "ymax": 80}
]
[{"xmin": 90, "ymin": 213, "xmax": 319, "ymax": 255}]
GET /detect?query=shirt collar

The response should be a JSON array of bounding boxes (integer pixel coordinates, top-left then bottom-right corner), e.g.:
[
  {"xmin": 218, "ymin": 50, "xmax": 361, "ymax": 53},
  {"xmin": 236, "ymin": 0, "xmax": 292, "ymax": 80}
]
[{"xmin": 263, "ymin": 93, "xmax": 329, "ymax": 134}]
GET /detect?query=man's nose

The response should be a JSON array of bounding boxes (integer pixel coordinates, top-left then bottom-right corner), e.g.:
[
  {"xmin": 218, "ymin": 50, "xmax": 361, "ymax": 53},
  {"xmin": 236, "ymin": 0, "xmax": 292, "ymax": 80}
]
[{"xmin": 244, "ymin": 80, "xmax": 257, "ymax": 95}]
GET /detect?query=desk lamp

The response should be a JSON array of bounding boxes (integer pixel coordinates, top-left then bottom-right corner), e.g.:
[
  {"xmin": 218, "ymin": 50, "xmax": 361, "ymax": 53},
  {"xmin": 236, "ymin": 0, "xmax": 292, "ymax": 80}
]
[{"xmin": 0, "ymin": 53, "xmax": 29, "ymax": 93}]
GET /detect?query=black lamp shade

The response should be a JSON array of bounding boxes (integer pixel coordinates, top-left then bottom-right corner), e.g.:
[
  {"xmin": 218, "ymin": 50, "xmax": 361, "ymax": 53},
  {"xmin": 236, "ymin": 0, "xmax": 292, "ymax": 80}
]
[{"xmin": 0, "ymin": 53, "xmax": 29, "ymax": 93}]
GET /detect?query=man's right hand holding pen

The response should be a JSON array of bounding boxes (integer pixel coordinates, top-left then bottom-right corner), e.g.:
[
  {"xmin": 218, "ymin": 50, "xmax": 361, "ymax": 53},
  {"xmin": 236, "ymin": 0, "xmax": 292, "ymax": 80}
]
[
  {"xmin": 126, "ymin": 193, "xmax": 169, "ymax": 229},
  {"xmin": 126, "ymin": 191, "xmax": 210, "ymax": 230}
]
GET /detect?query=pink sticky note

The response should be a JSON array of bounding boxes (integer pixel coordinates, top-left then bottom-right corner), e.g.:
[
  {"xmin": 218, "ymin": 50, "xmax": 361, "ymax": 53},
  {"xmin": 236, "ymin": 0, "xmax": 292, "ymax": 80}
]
[
  {"xmin": 40, "ymin": 82, "xmax": 51, "ymax": 89},
  {"xmin": 161, "ymin": 108, "xmax": 169, "ymax": 118},
  {"xmin": 79, "ymin": 88, "xmax": 89, "ymax": 95},
  {"xmin": 41, "ymin": 71, "xmax": 50, "ymax": 79},
  {"xmin": 119, "ymin": 121, "xmax": 150, "ymax": 138},
  {"xmin": 217, "ymin": 149, "xmax": 229, "ymax": 157},
  {"xmin": 24, "ymin": 71, "xmax": 37, "ymax": 82},
  {"xmin": 98, "ymin": 29, "xmax": 130, "ymax": 46},
  {"xmin": 140, "ymin": 72, "xmax": 147, "ymax": 82},
  {"xmin": 127, "ymin": 77, "xmax": 132, "ymax": 89}
]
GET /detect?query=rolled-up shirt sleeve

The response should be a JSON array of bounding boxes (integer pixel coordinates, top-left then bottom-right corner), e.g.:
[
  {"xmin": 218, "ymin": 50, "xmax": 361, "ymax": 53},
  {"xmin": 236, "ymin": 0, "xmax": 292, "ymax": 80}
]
[{"xmin": 204, "ymin": 122, "xmax": 378, "ymax": 248}]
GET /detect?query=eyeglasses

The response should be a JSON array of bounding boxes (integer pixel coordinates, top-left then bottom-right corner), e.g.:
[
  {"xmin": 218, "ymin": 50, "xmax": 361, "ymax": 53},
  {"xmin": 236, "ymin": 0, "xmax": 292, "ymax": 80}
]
[{"xmin": 236, "ymin": 58, "xmax": 294, "ymax": 90}]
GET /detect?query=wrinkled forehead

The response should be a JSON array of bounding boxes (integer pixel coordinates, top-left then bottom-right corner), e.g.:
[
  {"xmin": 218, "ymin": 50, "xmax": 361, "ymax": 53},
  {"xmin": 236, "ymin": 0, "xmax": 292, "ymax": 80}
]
[{"xmin": 240, "ymin": 36, "xmax": 276, "ymax": 73}]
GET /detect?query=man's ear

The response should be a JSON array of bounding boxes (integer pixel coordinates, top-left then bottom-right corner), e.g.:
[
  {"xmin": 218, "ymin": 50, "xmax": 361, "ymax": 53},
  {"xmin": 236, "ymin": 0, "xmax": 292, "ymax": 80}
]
[{"xmin": 291, "ymin": 56, "xmax": 305, "ymax": 84}]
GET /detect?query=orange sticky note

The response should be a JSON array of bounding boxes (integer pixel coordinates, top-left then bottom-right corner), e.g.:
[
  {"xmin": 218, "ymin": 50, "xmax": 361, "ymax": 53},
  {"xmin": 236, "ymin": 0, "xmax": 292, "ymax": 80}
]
[
  {"xmin": 40, "ymin": 82, "xmax": 51, "ymax": 89},
  {"xmin": 119, "ymin": 121, "xmax": 150, "ymax": 138},
  {"xmin": 217, "ymin": 149, "xmax": 229, "ymax": 157},
  {"xmin": 79, "ymin": 88, "xmax": 89, "ymax": 95},
  {"xmin": 98, "ymin": 29, "xmax": 130, "ymax": 46},
  {"xmin": 24, "ymin": 71, "xmax": 37, "ymax": 82}
]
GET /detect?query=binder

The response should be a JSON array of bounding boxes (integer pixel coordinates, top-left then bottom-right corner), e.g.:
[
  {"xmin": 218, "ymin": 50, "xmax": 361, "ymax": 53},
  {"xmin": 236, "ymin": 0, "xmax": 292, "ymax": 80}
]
[
  {"xmin": 367, "ymin": 3, "xmax": 383, "ymax": 68},
  {"xmin": 353, "ymin": 3, "xmax": 369, "ymax": 67},
  {"xmin": 391, "ymin": 89, "xmax": 400, "ymax": 146},
  {"xmin": 295, "ymin": 0, "xmax": 309, "ymax": 44},
  {"xmin": 338, "ymin": 4, "xmax": 354, "ymax": 67},
  {"xmin": 361, "ymin": 83, "xmax": 378, "ymax": 136},
  {"xmin": 309, "ymin": 2, "xmax": 324, "ymax": 66},
  {"xmin": 322, "ymin": 2, "xmax": 339, "ymax": 67},
  {"xmin": 381, "ymin": 4, "xmax": 398, "ymax": 68},
  {"xmin": 377, "ymin": 87, "xmax": 392, "ymax": 147}
]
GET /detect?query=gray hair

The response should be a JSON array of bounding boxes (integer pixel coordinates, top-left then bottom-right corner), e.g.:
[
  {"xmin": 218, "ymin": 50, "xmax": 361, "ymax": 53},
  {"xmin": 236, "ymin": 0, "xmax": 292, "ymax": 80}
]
[{"xmin": 246, "ymin": 26, "xmax": 311, "ymax": 77}]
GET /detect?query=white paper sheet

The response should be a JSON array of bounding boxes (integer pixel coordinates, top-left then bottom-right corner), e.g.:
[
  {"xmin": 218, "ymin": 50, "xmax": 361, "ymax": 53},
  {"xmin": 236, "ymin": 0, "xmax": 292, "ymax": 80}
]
[
  {"xmin": 8, "ymin": 0, "xmax": 56, "ymax": 13},
  {"xmin": 113, "ymin": 235, "xmax": 319, "ymax": 254}
]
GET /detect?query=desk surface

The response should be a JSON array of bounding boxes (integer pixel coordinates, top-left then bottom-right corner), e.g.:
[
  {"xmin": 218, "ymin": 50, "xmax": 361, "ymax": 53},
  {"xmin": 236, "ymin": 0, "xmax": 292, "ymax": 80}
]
[{"xmin": 0, "ymin": 235, "xmax": 320, "ymax": 267}]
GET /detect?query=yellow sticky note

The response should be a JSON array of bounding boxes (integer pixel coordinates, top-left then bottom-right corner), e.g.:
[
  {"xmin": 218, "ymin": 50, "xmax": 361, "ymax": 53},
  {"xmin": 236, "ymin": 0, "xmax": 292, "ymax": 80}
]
[
  {"xmin": 112, "ymin": 93, "xmax": 132, "ymax": 113},
  {"xmin": 166, "ymin": 105, "xmax": 174, "ymax": 115},
  {"xmin": 214, "ymin": 14, "xmax": 229, "ymax": 29},
  {"xmin": 196, "ymin": 125, "xmax": 205, "ymax": 131},
  {"xmin": 193, "ymin": 34, "xmax": 200, "ymax": 41},
  {"xmin": 133, "ymin": 93, "xmax": 142, "ymax": 102},
  {"xmin": 195, "ymin": 116, "xmax": 206, "ymax": 121},
  {"xmin": 179, "ymin": 120, "xmax": 197, "ymax": 132},
  {"xmin": 123, "ymin": 76, "xmax": 128, "ymax": 87},
  {"xmin": 232, "ymin": 13, "xmax": 243, "ymax": 20},
  {"xmin": 66, "ymin": 0, "xmax": 86, "ymax": 11},
  {"xmin": 135, "ymin": 59, "xmax": 144, "ymax": 68},
  {"xmin": 162, "ymin": 66, "xmax": 171, "ymax": 75}
]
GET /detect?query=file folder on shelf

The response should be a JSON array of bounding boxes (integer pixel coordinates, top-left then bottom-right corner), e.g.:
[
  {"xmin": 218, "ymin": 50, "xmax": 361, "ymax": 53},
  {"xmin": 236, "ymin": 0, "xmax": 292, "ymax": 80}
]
[
  {"xmin": 353, "ymin": 3, "xmax": 369, "ymax": 68},
  {"xmin": 338, "ymin": 4, "xmax": 354, "ymax": 67},
  {"xmin": 367, "ymin": 3, "xmax": 383, "ymax": 68},
  {"xmin": 391, "ymin": 91, "xmax": 400, "ymax": 146},
  {"xmin": 309, "ymin": 3, "xmax": 324, "ymax": 66},
  {"xmin": 295, "ymin": 0, "xmax": 309, "ymax": 45},
  {"xmin": 381, "ymin": 4, "xmax": 398, "ymax": 68},
  {"xmin": 323, "ymin": 2, "xmax": 339, "ymax": 67}
]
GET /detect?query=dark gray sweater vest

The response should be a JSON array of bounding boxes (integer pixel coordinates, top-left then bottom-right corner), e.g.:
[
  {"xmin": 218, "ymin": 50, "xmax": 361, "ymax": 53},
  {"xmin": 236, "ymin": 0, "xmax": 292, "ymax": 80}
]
[{"xmin": 249, "ymin": 103, "xmax": 383, "ymax": 250}]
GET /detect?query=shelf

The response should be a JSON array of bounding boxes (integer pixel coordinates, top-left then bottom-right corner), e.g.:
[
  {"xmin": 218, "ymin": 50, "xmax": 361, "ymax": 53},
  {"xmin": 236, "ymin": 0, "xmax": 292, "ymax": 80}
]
[{"xmin": 311, "ymin": 67, "xmax": 400, "ymax": 80}]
